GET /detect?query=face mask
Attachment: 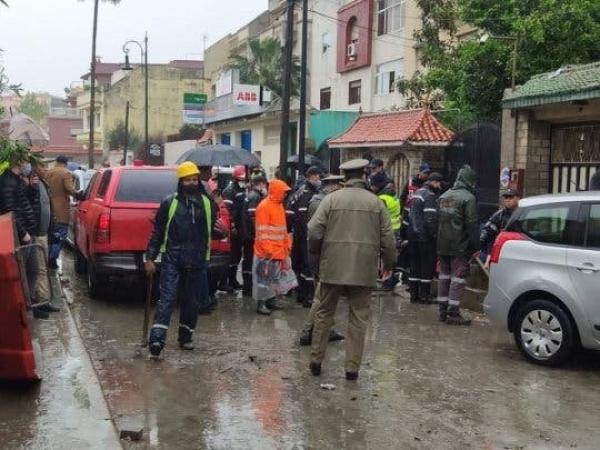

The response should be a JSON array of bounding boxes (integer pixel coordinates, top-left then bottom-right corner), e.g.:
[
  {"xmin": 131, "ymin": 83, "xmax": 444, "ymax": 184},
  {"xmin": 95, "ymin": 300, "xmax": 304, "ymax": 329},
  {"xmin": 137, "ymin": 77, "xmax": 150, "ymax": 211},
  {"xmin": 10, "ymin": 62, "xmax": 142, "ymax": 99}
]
[
  {"xmin": 183, "ymin": 184, "xmax": 199, "ymax": 195},
  {"xmin": 238, "ymin": 181, "xmax": 247, "ymax": 189},
  {"xmin": 310, "ymin": 180, "xmax": 322, "ymax": 189},
  {"xmin": 22, "ymin": 163, "xmax": 32, "ymax": 177}
]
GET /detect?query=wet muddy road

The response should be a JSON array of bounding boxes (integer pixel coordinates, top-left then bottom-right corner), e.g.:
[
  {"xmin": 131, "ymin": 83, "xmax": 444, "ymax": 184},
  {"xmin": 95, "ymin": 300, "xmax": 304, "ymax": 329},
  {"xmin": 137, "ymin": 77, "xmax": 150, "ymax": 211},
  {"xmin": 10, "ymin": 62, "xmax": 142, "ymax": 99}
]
[{"xmin": 5, "ymin": 249, "xmax": 600, "ymax": 449}]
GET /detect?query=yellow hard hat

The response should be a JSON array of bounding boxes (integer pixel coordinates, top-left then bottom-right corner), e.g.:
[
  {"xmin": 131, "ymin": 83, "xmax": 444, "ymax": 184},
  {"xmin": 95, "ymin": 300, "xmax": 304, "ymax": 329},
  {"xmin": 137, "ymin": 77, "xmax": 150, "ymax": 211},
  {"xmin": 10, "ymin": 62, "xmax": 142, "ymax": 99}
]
[{"xmin": 177, "ymin": 161, "xmax": 200, "ymax": 179}]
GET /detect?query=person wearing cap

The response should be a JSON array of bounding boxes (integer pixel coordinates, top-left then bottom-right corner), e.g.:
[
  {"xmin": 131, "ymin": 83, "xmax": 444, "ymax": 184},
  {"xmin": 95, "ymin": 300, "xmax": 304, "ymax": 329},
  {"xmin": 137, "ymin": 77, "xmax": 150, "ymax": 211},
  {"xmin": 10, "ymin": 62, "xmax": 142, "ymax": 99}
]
[
  {"xmin": 241, "ymin": 173, "xmax": 268, "ymax": 296},
  {"xmin": 299, "ymin": 174, "xmax": 346, "ymax": 346},
  {"xmin": 253, "ymin": 179, "xmax": 297, "ymax": 315},
  {"xmin": 46, "ymin": 155, "xmax": 78, "ymax": 269},
  {"xmin": 437, "ymin": 165, "xmax": 480, "ymax": 326},
  {"xmin": 144, "ymin": 161, "xmax": 215, "ymax": 357},
  {"xmin": 223, "ymin": 165, "xmax": 248, "ymax": 290},
  {"xmin": 480, "ymin": 189, "xmax": 520, "ymax": 264},
  {"xmin": 307, "ymin": 159, "xmax": 397, "ymax": 380},
  {"xmin": 407, "ymin": 172, "xmax": 444, "ymax": 303},
  {"xmin": 287, "ymin": 165, "xmax": 323, "ymax": 307}
]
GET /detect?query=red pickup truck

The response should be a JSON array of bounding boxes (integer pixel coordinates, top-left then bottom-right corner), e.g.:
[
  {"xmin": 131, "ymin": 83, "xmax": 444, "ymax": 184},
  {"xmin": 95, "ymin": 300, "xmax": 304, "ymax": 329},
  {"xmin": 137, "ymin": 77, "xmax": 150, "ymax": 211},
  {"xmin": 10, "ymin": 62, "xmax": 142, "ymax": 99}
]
[{"xmin": 74, "ymin": 165, "xmax": 229, "ymax": 298}]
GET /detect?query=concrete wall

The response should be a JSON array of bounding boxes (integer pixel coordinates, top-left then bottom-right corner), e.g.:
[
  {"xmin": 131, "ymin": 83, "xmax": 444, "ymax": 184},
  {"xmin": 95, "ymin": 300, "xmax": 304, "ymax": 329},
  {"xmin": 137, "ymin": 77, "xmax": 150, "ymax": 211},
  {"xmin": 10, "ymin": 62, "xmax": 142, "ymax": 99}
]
[{"xmin": 164, "ymin": 140, "xmax": 198, "ymax": 165}]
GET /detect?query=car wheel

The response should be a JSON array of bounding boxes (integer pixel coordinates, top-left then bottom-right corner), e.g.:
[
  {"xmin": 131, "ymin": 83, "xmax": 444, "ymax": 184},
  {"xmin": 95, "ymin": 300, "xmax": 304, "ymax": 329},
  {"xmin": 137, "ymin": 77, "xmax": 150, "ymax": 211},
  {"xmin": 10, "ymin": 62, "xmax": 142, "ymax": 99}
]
[
  {"xmin": 87, "ymin": 262, "xmax": 103, "ymax": 299},
  {"xmin": 513, "ymin": 299, "xmax": 575, "ymax": 366},
  {"xmin": 74, "ymin": 246, "xmax": 87, "ymax": 275}
]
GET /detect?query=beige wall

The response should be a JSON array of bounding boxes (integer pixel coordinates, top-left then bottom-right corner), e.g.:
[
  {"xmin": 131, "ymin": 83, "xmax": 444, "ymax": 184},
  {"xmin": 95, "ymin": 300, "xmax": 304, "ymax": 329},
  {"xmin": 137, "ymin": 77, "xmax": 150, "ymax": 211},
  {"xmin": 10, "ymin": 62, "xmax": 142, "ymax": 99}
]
[{"xmin": 102, "ymin": 65, "xmax": 209, "ymax": 153}]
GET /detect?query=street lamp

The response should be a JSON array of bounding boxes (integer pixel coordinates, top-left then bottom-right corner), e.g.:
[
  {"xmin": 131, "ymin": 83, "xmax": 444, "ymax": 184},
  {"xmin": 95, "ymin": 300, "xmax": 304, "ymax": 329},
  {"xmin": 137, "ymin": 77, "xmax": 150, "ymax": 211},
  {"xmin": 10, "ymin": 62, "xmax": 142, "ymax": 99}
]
[
  {"xmin": 479, "ymin": 33, "xmax": 518, "ymax": 90},
  {"xmin": 122, "ymin": 33, "xmax": 149, "ymax": 163}
]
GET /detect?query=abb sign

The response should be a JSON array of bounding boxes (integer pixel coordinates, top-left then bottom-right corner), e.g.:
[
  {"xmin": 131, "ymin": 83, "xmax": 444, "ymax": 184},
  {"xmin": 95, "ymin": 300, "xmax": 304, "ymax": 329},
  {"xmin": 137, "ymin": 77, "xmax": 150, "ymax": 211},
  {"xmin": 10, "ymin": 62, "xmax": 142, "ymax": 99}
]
[{"xmin": 233, "ymin": 84, "xmax": 260, "ymax": 106}]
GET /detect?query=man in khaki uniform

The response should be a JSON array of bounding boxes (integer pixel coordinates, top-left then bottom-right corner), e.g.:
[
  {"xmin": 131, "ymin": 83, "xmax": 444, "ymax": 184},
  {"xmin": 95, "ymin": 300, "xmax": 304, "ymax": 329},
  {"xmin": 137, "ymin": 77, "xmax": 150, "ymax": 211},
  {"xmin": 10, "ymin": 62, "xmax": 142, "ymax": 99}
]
[{"xmin": 307, "ymin": 159, "xmax": 397, "ymax": 380}]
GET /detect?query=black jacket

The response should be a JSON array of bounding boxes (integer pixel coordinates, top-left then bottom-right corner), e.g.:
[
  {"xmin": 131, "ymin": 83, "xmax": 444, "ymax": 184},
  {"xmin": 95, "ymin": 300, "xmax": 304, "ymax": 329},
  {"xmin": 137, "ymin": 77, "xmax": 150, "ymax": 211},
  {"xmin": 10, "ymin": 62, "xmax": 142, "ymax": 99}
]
[
  {"xmin": 242, "ymin": 188, "xmax": 264, "ymax": 242},
  {"xmin": 222, "ymin": 181, "xmax": 246, "ymax": 232},
  {"xmin": 286, "ymin": 181, "xmax": 319, "ymax": 240},
  {"xmin": 0, "ymin": 171, "xmax": 37, "ymax": 241},
  {"xmin": 146, "ymin": 184, "xmax": 216, "ymax": 268},
  {"xmin": 480, "ymin": 207, "xmax": 515, "ymax": 252},
  {"xmin": 407, "ymin": 183, "xmax": 439, "ymax": 242}
]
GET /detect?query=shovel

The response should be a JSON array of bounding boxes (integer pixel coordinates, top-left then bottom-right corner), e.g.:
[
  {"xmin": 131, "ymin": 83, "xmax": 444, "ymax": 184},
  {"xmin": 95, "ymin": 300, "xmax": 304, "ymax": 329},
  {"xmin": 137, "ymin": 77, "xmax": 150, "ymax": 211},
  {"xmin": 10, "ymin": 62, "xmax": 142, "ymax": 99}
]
[{"xmin": 136, "ymin": 271, "xmax": 154, "ymax": 356}]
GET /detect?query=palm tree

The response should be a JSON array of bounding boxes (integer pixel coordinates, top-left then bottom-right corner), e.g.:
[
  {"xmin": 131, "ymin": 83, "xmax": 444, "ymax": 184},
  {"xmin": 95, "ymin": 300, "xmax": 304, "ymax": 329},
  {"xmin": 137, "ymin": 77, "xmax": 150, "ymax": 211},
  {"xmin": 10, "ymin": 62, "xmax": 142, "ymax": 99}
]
[
  {"xmin": 228, "ymin": 37, "xmax": 301, "ymax": 98},
  {"xmin": 85, "ymin": 0, "xmax": 121, "ymax": 168}
]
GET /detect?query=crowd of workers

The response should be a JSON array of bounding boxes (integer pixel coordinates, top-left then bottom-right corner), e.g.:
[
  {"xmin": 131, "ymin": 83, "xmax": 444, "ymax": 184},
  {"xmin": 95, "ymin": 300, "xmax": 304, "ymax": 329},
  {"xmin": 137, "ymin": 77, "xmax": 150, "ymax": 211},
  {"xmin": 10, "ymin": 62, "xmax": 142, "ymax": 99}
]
[
  {"xmin": 141, "ymin": 155, "xmax": 529, "ymax": 379},
  {"xmin": 0, "ymin": 152, "xmax": 79, "ymax": 319}
]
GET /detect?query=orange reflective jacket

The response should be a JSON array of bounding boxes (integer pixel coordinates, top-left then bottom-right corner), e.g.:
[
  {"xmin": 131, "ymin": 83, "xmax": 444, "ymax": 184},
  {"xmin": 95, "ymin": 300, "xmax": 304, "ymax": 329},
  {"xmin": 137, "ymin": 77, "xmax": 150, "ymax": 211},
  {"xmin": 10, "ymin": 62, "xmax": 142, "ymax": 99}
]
[{"xmin": 254, "ymin": 179, "xmax": 292, "ymax": 260}]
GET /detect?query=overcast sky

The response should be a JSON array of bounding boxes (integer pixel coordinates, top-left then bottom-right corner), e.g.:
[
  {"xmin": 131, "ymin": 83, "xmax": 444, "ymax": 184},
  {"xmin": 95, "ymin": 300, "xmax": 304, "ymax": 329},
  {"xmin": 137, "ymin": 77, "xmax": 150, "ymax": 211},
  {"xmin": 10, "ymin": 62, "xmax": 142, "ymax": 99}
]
[{"xmin": 0, "ymin": 0, "xmax": 266, "ymax": 96}]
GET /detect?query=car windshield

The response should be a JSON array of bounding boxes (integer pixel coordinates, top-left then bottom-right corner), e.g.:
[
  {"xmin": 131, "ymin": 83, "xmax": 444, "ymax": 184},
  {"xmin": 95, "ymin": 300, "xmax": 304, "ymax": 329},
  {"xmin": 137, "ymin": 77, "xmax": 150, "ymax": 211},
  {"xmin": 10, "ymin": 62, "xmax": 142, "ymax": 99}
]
[{"xmin": 115, "ymin": 169, "xmax": 177, "ymax": 203}]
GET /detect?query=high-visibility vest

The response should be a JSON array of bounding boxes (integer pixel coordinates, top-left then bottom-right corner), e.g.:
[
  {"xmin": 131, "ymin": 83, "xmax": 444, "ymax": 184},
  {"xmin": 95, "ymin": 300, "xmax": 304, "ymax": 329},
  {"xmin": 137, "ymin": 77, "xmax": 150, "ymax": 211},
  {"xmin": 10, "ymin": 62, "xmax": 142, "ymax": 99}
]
[
  {"xmin": 379, "ymin": 193, "xmax": 402, "ymax": 231},
  {"xmin": 160, "ymin": 194, "xmax": 212, "ymax": 261}
]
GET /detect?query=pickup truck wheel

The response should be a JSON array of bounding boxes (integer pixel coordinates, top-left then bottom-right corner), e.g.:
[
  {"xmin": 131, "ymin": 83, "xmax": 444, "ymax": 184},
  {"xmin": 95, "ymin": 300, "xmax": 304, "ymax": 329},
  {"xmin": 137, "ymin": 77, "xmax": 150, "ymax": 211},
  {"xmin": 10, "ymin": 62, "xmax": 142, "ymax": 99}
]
[
  {"xmin": 87, "ymin": 262, "xmax": 105, "ymax": 298},
  {"xmin": 513, "ymin": 299, "xmax": 575, "ymax": 367},
  {"xmin": 74, "ymin": 247, "xmax": 87, "ymax": 274}
]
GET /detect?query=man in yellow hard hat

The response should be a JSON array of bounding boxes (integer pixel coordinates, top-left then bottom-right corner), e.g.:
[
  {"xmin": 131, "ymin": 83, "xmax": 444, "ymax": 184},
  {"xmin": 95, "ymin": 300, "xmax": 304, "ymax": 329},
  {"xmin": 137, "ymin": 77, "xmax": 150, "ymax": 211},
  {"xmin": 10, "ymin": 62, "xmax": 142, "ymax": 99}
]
[{"xmin": 144, "ymin": 161, "xmax": 214, "ymax": 358}]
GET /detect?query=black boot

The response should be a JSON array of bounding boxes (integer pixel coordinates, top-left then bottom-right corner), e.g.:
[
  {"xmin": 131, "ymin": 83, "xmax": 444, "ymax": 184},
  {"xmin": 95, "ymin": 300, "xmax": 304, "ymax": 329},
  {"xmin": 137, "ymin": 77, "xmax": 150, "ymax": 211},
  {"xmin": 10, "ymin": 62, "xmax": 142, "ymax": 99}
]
[
  {"xmin": 439, "ymin": 302, "xmax": 448, "ymax": 322},
  {"xmin": 328, "ymin": 330, "xmax": 345, "ymax": 342},
  {"xmin": 418, "ymin": 283, "xmax": 437, "ymax": 304},
  {"xmin": 309, "ymin": 362, "xmax": 322, "ymax": 376},
  {"xmin": 242, "ymin": 274, "xmax": 252, "ymax": 297},
  {"xmin": 38, "ymin": 302, "xmax": 61, "ymax": 313},
  {"xmin": 266, "ymin": 298, "xmax": 284, "ymax": 311},
  {"xmin": 32, "ymin": 307, "xmax": 50, "ymax": 320},
  {"xmin": 446, "ymin": 306, "xmax": 471, "ymax": 326},
  {"xmin": 228, "ymin": 267, "xmax": 242, "ymax": 290},
  {"xmin": 409, "ymin": 282, "xmax": 420, "ymax": 303},
  {"xmin": 256, "ymin": 301, "xmax": 272, "ymax": 315},
  {"xmin": 299, "ymin": 328, "xmax": 312, "ymax": 346}
]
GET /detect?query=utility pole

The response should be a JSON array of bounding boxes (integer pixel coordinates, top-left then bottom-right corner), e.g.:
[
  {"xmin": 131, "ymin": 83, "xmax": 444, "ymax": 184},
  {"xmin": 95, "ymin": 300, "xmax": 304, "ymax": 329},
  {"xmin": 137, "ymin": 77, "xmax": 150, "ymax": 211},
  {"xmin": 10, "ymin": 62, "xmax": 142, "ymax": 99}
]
[
  {"xmin": 122, "ymin": 100, "xmax": 129, "ymax": 165},
  {"xmin": 298, "ymin": 0, "xmax": 308, "ymax": 177},
  {"xmin": 144, "ymin": 33, "xmax": 149, "ymax": 163},
  {"xmin": 279, "ymin": 0, "xmax": 295, "ymax": 180},
  {"xmin": 88, "ymin": 0, "xmax": 100, "ymax": 169}
]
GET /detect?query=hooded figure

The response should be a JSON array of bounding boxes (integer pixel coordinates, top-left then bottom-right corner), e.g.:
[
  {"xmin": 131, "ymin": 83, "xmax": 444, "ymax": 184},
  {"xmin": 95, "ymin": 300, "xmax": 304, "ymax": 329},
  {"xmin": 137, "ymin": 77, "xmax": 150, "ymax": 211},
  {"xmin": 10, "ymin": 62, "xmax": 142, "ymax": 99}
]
[
  {"xmin": 590, "ymin": 171, "xmax": 600, "ymax": 191},
  {"xmin": 436, "ymin": 165, "xmax": 479, "ymax": 326},
  {"xmin": 253, "ymin": 179, "xmax": 297, "ymax": 315}
]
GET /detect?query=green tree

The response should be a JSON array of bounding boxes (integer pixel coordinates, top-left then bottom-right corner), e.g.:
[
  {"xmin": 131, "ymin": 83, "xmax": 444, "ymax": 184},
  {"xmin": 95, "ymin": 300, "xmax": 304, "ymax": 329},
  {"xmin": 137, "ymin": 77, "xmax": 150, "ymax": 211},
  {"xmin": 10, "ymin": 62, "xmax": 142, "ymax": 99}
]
[
  {"xmin": 228, "ymin": 37, "xmax": 301, "ymax": 97},
  {"xmin": 178, "ymin": 124, "xmax": 205, "ymax": 140},
  {"xmin": 108, "ymin": 120, "xmax": 141, "ymax": 151},
  {"xmin": 18, "ymin": 92, "xmax": 49, "ymax": 124},
  {"xmin": 402, "ymin": 0, "xmax": 600, "ymax": 128}
]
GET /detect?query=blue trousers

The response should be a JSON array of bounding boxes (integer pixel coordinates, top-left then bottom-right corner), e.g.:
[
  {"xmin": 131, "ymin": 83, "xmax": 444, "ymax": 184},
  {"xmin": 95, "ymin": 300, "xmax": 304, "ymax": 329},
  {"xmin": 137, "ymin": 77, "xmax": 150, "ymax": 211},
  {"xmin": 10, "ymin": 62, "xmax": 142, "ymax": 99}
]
[
  {"xmin": 149, "ymin": 253, "xmax": 207, "ymax": 347},
  {"xmin": 48, "ymin": 223, "xmax": 69, "ymax": 265}
]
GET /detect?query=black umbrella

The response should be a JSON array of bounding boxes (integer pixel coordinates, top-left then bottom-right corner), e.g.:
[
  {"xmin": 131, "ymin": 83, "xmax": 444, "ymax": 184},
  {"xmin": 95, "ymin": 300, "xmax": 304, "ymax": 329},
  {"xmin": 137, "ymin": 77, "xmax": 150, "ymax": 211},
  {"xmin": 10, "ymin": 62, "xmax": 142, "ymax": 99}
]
[
  {"xmin": 287, "ymin": 154, "xmax": 323, "ymax": 168},
  {"xmin": 176, "ymin": 144, "xmax": 261, "ymax": 167}
]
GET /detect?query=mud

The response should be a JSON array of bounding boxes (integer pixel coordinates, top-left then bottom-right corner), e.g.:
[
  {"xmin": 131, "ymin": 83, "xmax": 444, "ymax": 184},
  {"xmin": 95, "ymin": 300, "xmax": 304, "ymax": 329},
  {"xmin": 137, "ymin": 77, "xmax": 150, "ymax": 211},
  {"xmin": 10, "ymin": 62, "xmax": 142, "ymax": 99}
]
[{"xmin": 4, "ymin": 250, "xmax": 600, "ymax": 449}]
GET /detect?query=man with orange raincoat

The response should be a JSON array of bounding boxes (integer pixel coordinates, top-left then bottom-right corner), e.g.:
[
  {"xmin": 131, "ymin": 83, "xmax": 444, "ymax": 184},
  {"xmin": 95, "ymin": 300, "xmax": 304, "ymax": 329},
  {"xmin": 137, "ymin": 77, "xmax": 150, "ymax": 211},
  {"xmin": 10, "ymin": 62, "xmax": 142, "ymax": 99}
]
[{"xmin": 253, "ymin": 179, "xmax": 298, "ymax": 315}]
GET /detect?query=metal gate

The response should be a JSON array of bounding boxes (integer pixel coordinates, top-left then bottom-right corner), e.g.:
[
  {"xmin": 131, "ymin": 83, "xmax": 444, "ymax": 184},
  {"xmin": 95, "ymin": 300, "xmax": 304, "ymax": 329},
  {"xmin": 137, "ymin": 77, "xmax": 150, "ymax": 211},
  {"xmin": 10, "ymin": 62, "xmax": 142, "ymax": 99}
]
[
  {"xmin": 444, "ymin": 121, "xmax": 501, "ymax": 222},
  {"xmin": 551, "ymin": 124, "xmax": 600, "ymax": 193}
]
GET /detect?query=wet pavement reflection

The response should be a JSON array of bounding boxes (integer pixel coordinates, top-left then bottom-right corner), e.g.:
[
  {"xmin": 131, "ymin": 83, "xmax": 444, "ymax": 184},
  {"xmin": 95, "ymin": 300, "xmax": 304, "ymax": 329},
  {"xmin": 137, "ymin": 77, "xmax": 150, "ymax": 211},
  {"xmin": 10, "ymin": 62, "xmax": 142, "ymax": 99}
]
[{"xmin": 5, "ymin": 249, "xmax": 600, "ymax": 449}]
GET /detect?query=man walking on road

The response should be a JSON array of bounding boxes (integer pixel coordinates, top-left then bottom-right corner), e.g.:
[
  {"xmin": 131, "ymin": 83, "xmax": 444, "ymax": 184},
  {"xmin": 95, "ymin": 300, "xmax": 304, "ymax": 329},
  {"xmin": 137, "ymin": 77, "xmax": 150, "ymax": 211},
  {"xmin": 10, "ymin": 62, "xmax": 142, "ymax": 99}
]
[
  {"xmin": 145, "ymin": 162, "xmax": 214, "ymax": 357},
  {"xmin": 307, "ymin": 159, "xmax": 397, "ymax": 380},
  {"xmin": 407, "ymin": 172, "xmax": 443, "ymax": 303},
  {"xmin": 46, "ymin": 155, "xmax": 78, "ymax": 270},
  {"xmin": 437, "ymin": 165, "xmax": 480, "ymax": 326}
]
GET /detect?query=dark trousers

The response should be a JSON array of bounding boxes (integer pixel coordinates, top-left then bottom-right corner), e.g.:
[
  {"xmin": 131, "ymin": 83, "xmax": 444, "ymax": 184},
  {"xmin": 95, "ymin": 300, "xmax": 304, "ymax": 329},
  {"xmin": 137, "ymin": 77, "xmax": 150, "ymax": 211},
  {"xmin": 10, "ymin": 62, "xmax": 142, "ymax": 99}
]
[
  {"xmin": 292, "ymin": 237, "xmax": 314, "ymax": 301},
  {"xmin": 149, "ymin": 253, "xmax": 207, "ymax": 347},
  {"xmin": 409, "ymin": 240, "xmax": 437, "ymax": 290},
  {"xmin": 228, "ymin": 236, "xmax": 243, "ymax": 284},
  {"xmin": 241, "ymin": 239, "xmax": 254, "ymax": 288}
]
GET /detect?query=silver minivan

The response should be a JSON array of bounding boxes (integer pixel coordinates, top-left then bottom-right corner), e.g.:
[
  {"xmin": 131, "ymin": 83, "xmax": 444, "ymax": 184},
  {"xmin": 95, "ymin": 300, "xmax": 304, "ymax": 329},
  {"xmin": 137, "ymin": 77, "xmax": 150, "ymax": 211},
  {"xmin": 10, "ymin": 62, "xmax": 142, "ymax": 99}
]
[{"xmin": 484, "ymin": 192, "xmax": 600, "ymax": 366}]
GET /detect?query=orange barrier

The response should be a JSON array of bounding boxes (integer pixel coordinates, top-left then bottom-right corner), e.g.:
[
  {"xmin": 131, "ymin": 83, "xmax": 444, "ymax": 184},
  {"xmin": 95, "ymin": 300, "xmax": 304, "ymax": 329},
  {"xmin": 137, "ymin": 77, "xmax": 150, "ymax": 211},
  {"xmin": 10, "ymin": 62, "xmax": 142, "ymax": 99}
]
[{"xmin": 0, "ymin": 213, "xmax": 40, "ymax": 381}]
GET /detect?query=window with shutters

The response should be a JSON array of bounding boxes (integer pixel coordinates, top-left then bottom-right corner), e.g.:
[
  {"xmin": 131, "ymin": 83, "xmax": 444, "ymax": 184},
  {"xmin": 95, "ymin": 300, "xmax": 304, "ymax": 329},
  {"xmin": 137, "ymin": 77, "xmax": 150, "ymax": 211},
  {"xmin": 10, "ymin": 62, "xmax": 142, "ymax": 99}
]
[
  {"xmin": 375, "ymin": 59, "xmax": 403, "ymax": 95},
  {"xmin": 377, "ymin": 0, "xmax": 406, "ymax": 35}
]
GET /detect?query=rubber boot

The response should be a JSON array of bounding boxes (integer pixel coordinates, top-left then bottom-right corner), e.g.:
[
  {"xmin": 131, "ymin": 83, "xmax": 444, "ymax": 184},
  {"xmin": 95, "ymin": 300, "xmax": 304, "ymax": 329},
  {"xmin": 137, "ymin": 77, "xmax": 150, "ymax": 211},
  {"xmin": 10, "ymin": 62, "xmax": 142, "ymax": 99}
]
[
  {"xmin": 256, "ymin": 301, "xmax": 272, "ymax": 315},
  {"xmin": 446, "ymin": 306, "xmax": 471, "ymax": 326},
  {"xmin": 149, "ymin": 342, "xmax": 163, "ymax": 359},
  {"xmin": 228, "ymin": 267, "xmax": 242, "ymax": 290},
  {"xmin": 266, "ymin": 297, "xmax": 284, "ymax": 311},
  {"xmin": 409, "ymin": 282, "xmax": 420, "ymax": 303},
  {"xmin": 418, "ymin": 283, "xmax": 436, "ymax": 304},
  {"xmin": 242, "ymin": 274, "xmax": 253, "ymax": 297},
  {"xmin": 438, "ymin": 302, "xmax": 448, "ymax": 322}
]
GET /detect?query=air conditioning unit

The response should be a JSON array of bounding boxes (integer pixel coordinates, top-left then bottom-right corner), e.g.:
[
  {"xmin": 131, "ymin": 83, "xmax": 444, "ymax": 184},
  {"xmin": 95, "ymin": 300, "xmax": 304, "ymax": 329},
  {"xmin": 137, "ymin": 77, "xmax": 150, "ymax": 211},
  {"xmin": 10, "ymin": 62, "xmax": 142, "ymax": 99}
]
[{"xmin": 347, "ymin": 42, "xmax": 358, "ymax": 60}]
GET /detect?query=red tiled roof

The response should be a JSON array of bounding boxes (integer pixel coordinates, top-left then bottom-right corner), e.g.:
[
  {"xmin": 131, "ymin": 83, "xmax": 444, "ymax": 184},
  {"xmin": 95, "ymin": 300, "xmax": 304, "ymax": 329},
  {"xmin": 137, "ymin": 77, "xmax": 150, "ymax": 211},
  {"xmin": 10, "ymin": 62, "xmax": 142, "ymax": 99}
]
[
  {"xmin": 328, "ymin": 109, "xmax": 455, "ymax": 148},
  {"xmin": 81, "ymin": 62, "xmax": 122, "ymax": 80}
]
